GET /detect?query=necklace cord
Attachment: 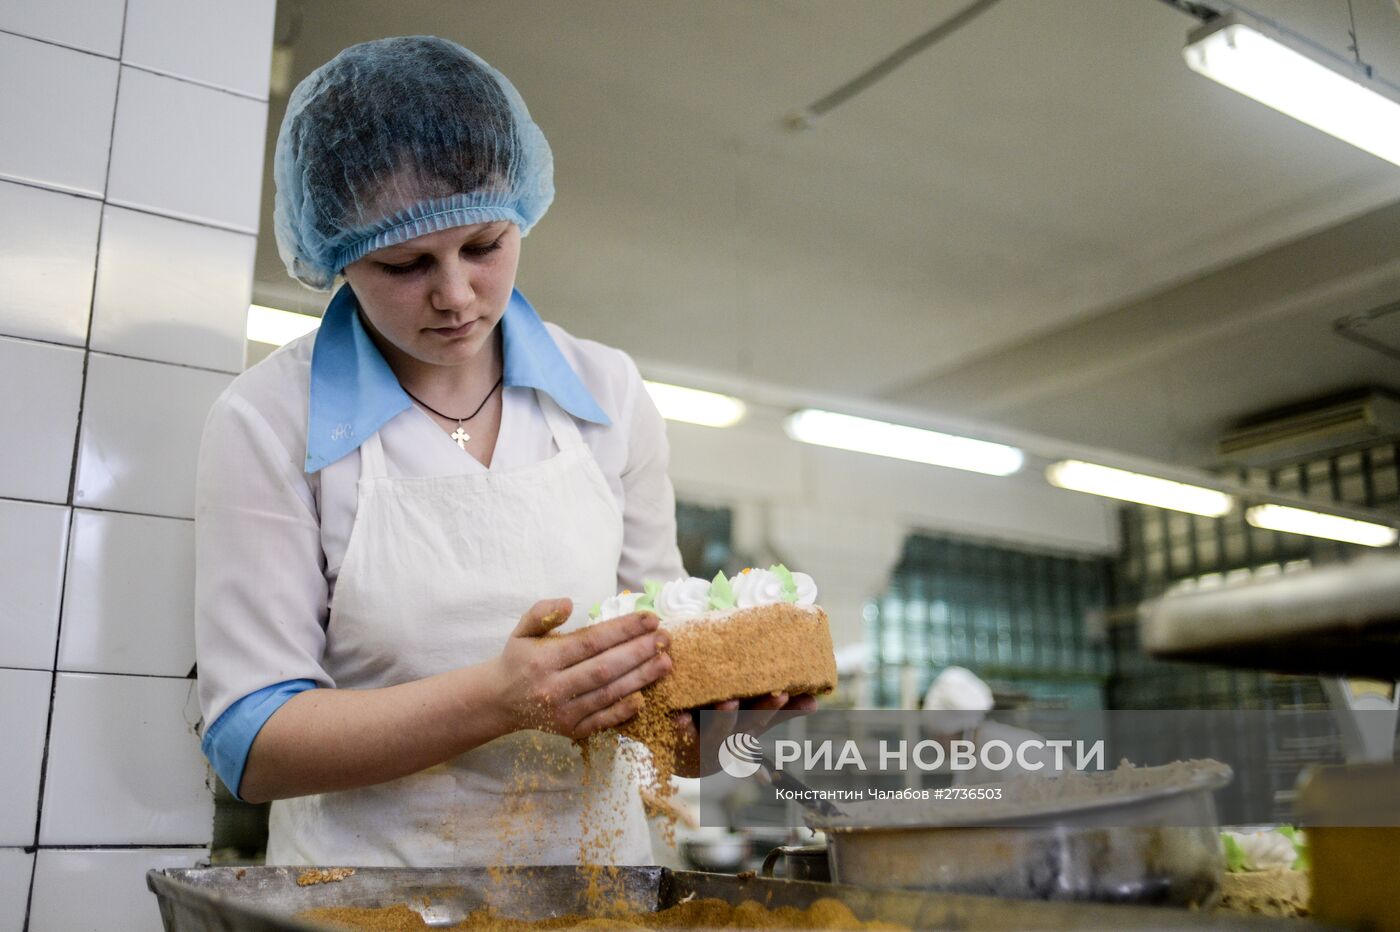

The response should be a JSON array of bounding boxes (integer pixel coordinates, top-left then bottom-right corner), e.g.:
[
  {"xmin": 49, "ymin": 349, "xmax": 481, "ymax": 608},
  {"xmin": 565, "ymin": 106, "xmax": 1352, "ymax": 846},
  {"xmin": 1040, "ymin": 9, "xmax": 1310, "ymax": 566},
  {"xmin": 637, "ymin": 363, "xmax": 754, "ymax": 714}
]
[{"xmin": 402, "ymin": 375, "xmax": 504, "ymax": 423}]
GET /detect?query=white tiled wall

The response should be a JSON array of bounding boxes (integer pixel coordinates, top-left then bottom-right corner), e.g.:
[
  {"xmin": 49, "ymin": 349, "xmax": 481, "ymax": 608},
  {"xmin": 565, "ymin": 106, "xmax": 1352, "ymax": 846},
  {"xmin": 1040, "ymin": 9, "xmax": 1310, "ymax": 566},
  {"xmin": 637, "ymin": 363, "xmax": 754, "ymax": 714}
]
[
  {"xmin": 0, "ymin": 848, "xmax": 35, "ymax": 932},
  {"xmin": 0, "ymin": 181, "xmax": 102, "ymax": 346},
  {"xmin": 0, "ymin": 336, "xmax": 85, "ymax": 504},
  {"xmin": 39, "ymin": 674, "xmax": 213, "ymax": 846},
  {"xmin": 59, "ymin": 510, "xmax": 196, "ymax": 677},
  {"xmin": 0, "ymin": 4, "xmax": 273, "ymax": 928},
  {"xmin": 0, "ymin": 500, "xmax": 70, "ymax": 670},
  {"xmin": 73, "ymin": 353, "xmax": 233, "ymax": 518},
  {"xmin": 121, "ymin": 0, "xmax": 277, "ymax": 98},
  {"xmin": 0, "ymin": 0, "xmax": 125, "ymax": 57},
  {"xmin": 29, "ymin": 847, "xmax": 206, "ymax": 932},
  {"xmin": 0, "ymin": 669, "xmax": 51, "ymax": 846},
  {"xmin": 0, "ymin": 33, "xmax": 119, "ymax": 197},
  {"xmin": 90, "ymin": 206, "xmax": 254, "ymax": 373},
  {"xmin": 106, "ymin": 67, "xmax": 268, "ymax": 232}
]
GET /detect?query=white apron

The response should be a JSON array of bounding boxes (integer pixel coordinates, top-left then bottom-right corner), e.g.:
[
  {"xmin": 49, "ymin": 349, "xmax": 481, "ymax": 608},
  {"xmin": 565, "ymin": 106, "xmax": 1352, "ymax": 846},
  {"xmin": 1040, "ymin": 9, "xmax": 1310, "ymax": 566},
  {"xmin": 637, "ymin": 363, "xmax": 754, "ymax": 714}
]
[{"xmin": 266, "ymin": 392, "xmax": 653, "ymax": 866}]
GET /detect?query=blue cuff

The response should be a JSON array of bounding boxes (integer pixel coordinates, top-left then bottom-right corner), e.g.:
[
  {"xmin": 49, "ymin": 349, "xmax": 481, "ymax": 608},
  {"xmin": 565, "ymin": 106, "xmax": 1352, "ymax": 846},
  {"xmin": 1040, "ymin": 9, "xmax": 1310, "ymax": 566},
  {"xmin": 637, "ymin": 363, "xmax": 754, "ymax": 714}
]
[{"xmin": 201, "ymin": 680, "xmax": 319, "ymax": 801}]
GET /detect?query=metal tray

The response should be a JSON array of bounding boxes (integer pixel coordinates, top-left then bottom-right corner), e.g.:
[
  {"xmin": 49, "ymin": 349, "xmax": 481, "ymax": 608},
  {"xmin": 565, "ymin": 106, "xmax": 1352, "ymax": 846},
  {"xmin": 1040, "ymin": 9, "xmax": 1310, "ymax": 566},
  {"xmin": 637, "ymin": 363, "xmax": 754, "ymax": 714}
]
[
  {"xmin": 1141, "ymin": 554, "xmax": 1400, "ymax": 677},
  {"xmin": 147, "ymin": 865, "xmax": 1320, "ymax": 930}
]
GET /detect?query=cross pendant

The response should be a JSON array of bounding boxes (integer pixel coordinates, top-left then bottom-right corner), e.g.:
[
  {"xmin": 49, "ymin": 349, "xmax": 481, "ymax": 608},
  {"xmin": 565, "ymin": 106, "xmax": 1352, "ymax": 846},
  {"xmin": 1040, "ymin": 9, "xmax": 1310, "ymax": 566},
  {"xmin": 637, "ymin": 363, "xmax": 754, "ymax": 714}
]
[{"xmin": 451, "ymin": 424, "xmax": 470, "ymax": 449}]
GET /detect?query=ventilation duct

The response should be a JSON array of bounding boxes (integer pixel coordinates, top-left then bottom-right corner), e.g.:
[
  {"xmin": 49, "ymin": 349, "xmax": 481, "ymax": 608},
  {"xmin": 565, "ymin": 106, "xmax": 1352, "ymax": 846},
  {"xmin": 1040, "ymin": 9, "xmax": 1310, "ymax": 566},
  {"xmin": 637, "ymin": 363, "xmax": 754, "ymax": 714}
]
[{"xmin": 1217, "ymin": 390, "xmax": 1400, "ymax": 467}]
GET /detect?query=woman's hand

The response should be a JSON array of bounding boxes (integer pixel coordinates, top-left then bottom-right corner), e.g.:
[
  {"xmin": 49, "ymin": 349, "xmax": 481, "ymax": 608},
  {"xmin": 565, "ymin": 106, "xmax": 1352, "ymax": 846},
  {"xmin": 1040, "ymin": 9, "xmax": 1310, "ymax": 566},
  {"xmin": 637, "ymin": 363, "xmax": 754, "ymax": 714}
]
[
  {"xmin": 671, "ymin": 692, "xmax": 819, "ymax": 778},
  {"xmin": 488, "ymin": 597, "xmax": 673, "ymax": 741}
]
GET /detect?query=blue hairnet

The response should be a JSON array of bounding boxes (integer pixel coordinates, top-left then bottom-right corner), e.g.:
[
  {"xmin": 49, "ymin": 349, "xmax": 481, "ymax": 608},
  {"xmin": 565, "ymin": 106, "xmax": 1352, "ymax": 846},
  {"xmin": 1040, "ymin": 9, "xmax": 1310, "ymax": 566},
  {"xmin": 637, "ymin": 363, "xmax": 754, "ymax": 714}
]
[{"xmin": 273, "ymin": 36, "xmax": 554, "ymax": 291}]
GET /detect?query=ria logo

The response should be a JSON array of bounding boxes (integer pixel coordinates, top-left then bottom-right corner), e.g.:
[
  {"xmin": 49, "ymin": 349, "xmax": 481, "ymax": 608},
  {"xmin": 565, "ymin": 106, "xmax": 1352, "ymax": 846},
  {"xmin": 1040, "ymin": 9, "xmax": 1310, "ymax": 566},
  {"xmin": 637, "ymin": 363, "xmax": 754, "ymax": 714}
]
[{"xmin": 718, "ymin": 732, "xmax": 764, "ymax": 778}]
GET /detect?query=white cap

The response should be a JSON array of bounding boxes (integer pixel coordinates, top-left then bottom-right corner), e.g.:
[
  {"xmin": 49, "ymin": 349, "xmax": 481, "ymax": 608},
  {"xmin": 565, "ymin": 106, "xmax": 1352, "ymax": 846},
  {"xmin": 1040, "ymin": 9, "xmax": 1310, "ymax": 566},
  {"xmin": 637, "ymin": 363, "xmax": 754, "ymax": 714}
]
[
  {"xmin": 922, "ymin": 666, "xmax": 993, "ymax": 734},
  {"xmin": 924, "ymin": 666, "xmax": 994, "ymax": 711}
]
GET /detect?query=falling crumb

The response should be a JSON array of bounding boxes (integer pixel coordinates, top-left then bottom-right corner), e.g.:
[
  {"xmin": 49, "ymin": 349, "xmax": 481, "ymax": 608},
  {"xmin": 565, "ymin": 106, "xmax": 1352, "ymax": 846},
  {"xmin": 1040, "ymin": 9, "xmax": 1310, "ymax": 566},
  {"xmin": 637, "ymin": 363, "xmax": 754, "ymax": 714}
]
[
  {"xmin": 616, "ymin": 604, "xmax": 837, "ymax": 846},
  {"xmin": 439, "ymin": 603, "xmax": 837, "ymax": 917}
]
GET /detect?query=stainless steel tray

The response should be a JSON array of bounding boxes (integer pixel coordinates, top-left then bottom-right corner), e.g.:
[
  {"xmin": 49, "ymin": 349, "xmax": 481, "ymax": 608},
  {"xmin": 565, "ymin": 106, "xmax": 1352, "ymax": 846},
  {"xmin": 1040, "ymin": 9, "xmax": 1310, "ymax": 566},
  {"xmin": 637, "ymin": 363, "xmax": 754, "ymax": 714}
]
[
  {"xmin": 1141, "ymin": 554, "xmax": 1400, "ymax": 676},
  {"xmin": 147, "ymin": 865, "xmax": 1321, "ymax": 930}
]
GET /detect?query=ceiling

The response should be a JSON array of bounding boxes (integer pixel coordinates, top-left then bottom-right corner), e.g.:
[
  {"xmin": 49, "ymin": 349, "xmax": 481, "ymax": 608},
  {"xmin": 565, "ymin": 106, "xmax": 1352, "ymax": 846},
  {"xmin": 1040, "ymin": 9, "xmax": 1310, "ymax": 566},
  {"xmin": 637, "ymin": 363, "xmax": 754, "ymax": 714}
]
[{"xmin": 251, "ymin": 0, "xmax": 1400, "ymax": 468}]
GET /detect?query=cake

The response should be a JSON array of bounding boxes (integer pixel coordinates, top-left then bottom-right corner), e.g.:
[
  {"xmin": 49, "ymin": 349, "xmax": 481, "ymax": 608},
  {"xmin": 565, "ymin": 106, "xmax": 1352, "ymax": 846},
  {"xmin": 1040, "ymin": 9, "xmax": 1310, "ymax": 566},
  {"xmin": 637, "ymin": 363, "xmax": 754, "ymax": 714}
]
[
  {"xmin": 591, "ymin": 566, "xmax": 838, "ymax": 719},
  {"xmin": 580, "ymin": 567, "xmax": 836, "ymax": 839}
]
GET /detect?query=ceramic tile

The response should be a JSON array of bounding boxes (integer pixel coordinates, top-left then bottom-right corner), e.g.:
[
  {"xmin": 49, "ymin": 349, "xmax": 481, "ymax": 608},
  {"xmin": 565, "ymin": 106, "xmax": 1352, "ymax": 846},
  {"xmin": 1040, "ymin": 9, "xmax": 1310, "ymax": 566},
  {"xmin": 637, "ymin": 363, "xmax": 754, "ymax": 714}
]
[
  {"xmin": 0, "ymin": 34, "xmax": 118, "ymax": 197},
  {"xmin": 0, "ymin": 669, "xmax": 52, "ymax": 846},
  {"xmin": 105, "ymin": 67, "xmax": 266, "ymax": 233},
  {"xmin": 122, "ymin": 0, "xmax": 276, "ymax": 99},
  {"xmin": 39, "ymin": 673, "xmax": 212, "ymax": 845},
  {"xmin": 0, "ymin": 0, "xmax": 125, "ymax": 56},
  {"xmin": 59, "ymin": 509, "xmax": 195, "ymax": 677},
  {"xmin": 73, "ymin": 353, "xmax": 232, "ymax": 520},
  {"xmin": 90, "ymin": 206, "xmax": 253, "ymax": 373},
  {"xmin": 0, "ymin": 336, "xmax": 85, "ymax": 504},
  {"xmin": 0, "ymin": 500, "xmax": 70, "ymax": 670},
  {"xmin": 29, "ymin": 847, "xmax": 206, "ymax": 932},
  {"xmin": 0, "ymin": 180, "xmax": 101, "ymax": 345},
  {"xmin": 0, "ymin": 848, "xmax": 35, "ymax": 932}
]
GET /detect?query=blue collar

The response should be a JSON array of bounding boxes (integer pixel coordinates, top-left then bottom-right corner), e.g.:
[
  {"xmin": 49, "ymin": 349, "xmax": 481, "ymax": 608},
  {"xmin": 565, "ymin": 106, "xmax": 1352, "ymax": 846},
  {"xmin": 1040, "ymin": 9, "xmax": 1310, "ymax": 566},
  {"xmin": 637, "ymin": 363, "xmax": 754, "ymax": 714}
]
[{"xmin": 305, "ymin": 285, "xmax": 611, "ymax": 473}]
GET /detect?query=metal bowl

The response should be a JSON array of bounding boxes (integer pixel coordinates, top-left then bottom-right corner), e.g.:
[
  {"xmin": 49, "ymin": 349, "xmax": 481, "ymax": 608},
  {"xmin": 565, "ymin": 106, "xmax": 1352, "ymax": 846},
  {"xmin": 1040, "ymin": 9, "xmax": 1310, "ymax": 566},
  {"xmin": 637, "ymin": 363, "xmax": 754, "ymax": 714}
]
[{"xmin": 680, "ymin": 835, "xmax": 748, "ymax": 873}]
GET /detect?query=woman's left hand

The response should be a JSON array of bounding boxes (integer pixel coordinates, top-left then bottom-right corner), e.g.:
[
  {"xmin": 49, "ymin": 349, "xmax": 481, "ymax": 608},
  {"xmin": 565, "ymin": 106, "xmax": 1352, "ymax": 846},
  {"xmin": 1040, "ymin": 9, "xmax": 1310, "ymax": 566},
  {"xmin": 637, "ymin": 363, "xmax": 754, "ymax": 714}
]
[{"xmin": 671, "ymin": 692, "xmax": 819, "ymax": 779}]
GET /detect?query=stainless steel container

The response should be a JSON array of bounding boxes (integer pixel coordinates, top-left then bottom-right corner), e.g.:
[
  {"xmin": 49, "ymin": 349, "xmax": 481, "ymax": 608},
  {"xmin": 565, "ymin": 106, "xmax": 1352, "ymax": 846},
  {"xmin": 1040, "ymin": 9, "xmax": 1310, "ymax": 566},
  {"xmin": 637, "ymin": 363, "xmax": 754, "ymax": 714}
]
[
  {"xmin": 816, "ymin": 761, "xmax": 1232, "ymax": 907},
  {"xmin": 760, "ymin": 844, "xmax": 832, "ymax": 882}
]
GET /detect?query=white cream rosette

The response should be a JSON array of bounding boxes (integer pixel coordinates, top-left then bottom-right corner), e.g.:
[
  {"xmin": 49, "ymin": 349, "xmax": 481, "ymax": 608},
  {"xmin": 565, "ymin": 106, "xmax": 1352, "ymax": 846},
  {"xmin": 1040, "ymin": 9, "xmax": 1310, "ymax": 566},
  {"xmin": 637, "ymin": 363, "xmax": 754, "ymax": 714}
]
[
  {"xmin": 791, "ymin": 571, "xmax": 818, "ymax": 605},
  {"xmin": 596, "ymin": 590, "xmax": 641, "ymax": 621},
  {"xmin": 732, "ymin": 568, "xmax": 787, "ymax": 608},
  {"xmin": 655, "ymin": 576, "xmax": 711, "ymax": 620},
  {"xmin": 1226, "ymin": 830, "xmax": 1299, "ymax": 871}
]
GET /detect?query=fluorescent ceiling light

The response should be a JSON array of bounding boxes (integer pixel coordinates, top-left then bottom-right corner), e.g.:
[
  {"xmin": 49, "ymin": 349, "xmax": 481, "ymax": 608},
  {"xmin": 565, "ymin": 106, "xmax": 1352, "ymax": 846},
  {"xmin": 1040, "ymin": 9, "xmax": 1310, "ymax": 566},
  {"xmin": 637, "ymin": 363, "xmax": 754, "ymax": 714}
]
[
  {"xmin": 247, "ymin": 304, "xmax": 319, "ymax": 346},
  {"xmin": 1046, "ymin": 460, "xmax": 1234, "ymax": 517},
  {"xmin": 644, "ymin": 381, "xmax": 746, "ymax": 427},
  {"xmin": 784, "ymin": 409, "xmax": 1023, "ymax": 476},
  {"xmin": 1245, "ymin": 504, "xmax": 1399, "ymax": 548},
  {"xmin": 1183, "ymin": 17, "xmax": 1400, "ymax": 167}
]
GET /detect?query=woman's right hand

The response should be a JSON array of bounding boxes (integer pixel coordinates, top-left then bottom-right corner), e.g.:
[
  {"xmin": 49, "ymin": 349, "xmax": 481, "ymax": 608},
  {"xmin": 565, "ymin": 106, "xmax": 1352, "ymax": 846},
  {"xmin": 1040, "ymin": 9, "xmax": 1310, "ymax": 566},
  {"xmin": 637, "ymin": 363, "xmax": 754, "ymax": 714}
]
[{"xmin": 488, "ymin": 597, "xmax": 672, "ymax": 740}]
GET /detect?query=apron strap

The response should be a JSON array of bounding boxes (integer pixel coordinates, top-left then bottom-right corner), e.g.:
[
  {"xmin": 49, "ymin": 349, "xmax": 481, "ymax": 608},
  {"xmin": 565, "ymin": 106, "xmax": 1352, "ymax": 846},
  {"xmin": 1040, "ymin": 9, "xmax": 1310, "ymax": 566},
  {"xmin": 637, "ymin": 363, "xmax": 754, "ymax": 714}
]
[
  {"xmin": 358, "ymin": 431, "xmax": 389, "ymax": 479},
  {"xmin": 537, "ymin": 391, "xmax": 586, "ymax": 451}
]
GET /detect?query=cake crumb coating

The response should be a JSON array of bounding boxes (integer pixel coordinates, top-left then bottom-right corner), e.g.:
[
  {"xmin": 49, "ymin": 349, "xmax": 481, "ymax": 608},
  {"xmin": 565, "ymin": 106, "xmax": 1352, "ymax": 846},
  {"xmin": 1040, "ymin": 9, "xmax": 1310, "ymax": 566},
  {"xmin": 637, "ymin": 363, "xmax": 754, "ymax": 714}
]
[{"xmin": 628, "ymin": 603, "xmax": 837, "ymax": 725}]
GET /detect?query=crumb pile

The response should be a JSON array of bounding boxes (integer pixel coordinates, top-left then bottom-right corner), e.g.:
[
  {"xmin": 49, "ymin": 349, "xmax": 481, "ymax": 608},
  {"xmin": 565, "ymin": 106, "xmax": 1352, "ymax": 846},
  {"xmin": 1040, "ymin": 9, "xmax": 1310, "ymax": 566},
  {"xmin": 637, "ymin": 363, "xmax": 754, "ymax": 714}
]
[
  {"xmin": 300, "ymin": 895, "xmax": 908, "ymax": 930},
  {"xmin": 300, "ymin": 904, "xmax": 436, "ymax": 930},
  {"xmin": 297, "ymin": 867, "xmax": 357, "ymax": 886},
  {"xmin": 1214, "ymin": 869, "xmax": 1310, "ymax": 918}
]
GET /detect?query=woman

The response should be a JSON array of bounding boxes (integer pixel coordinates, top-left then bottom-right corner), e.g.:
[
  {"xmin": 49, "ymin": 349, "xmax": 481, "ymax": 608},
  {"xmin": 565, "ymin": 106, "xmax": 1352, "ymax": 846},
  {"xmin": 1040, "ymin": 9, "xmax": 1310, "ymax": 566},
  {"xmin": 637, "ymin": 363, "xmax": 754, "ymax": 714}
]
[{"xmin": 195, "ymin": 35, "xmax": 804, "ymax": 868}]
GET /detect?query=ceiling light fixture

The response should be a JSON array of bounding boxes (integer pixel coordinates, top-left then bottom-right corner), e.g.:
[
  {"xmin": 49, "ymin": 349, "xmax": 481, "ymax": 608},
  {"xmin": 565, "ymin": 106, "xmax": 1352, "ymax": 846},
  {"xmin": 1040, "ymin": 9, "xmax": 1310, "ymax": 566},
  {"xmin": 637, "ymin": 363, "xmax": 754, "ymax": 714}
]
[
  {"xmin": 784, "ymin": 409, "xmax": 1024, "ymax": 476},
  {"xmin": 1182, "ymin": 13, "xmax": 1400, "ymax": 167},
  {"xmin": 1245, "ymin": 503, "xmax": 1399, "ymax": 548},
  {"xmin": 644, "ymin": 381, "xmax": 747, "ymax": 428},
  {"xmin": 1046, "ymin": 460, "xmax": 1235, "ymax": 517},
  {"xmin": 247, "ymin": 304, "xmax": 319, "ymax": 346}
]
